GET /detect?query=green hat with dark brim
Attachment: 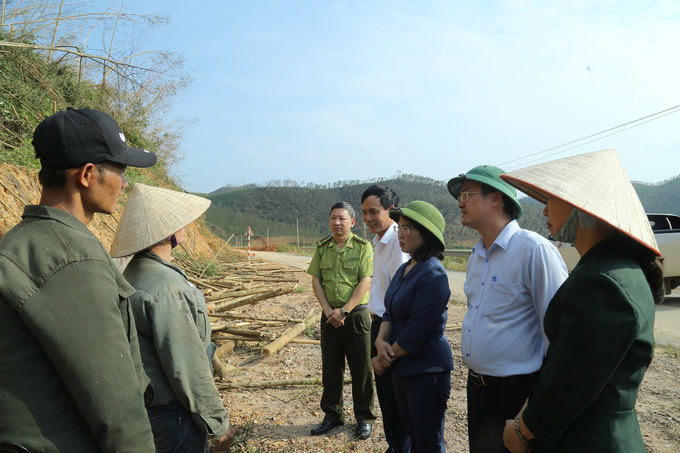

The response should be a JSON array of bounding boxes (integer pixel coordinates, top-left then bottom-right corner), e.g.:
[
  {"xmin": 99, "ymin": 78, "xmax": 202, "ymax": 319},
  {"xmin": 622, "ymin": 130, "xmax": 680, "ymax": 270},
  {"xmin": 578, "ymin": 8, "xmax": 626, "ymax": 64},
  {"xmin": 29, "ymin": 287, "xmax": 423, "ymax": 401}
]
[
  {"xmin": 447, "ymin": 165, "xmax": 523, "ymax": 220},
  {"xmin": 389, "ymin": 200, "xmax": 446, "ymax": 249}
]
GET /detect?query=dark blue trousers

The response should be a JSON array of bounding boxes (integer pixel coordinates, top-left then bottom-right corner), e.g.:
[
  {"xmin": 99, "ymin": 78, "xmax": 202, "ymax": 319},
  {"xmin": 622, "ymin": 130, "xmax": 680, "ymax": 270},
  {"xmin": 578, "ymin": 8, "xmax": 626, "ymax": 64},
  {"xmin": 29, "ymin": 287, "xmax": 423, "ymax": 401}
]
[
  {"xmin": 392, "ymin": 371, "xmax": 451, "ymax": 453},
  {"xmin": 147, "ymin": 401, "xmax": 208, "ymax": 453},
  {"xmin": 371, "ymin": 318, "xmax": 408, "ymax": 453}
]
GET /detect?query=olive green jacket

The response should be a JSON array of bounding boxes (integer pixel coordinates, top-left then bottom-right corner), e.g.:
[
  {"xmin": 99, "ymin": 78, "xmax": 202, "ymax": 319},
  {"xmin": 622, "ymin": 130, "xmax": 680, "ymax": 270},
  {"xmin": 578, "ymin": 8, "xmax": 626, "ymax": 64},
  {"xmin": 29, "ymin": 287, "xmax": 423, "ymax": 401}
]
[
  {"xmin": 0, "ymin": 205, "xmax": 155, "ymax": 453},
  {"xmin": 307, "ymin": 232, "xmax": 374, "ymax": 307},
  {"xmin": 523, "ymin": 239, "xmax": 655, "ymax": 452},
  {"xmin": 124, "ymin": 250, "xmax": 230, "ymax": 440}
]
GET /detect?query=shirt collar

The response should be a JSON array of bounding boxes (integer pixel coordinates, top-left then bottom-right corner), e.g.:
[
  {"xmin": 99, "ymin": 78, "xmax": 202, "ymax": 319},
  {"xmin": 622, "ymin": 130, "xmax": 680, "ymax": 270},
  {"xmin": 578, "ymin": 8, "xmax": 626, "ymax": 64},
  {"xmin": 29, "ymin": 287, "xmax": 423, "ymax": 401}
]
[
  {"xmin": 22, "ymin": 205, "xmax": 94, "ymax": 237},
  {"xmin": 472, "ymin": 220, "xmax": 520, "ymax": 256},
  {"xmin": 375, "ymin": 221, "xmax": 398, "ymax": 246},
  {"xmin": 331, "ymin": 231, "xmax": 355, "ymax": 250},
  {"xmin": 137, "ymin": 249, "xmax": 189, "ymax": 279}
]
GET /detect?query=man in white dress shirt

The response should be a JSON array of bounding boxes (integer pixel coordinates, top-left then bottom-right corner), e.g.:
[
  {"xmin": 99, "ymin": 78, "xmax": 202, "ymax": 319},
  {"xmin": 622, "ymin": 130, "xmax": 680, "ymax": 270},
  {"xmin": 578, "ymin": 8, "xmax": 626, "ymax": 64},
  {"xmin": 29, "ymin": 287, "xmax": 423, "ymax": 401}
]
[
  {"xmin": 361, "ymin": 184, "xmax": 409, "ymax": 453},
  {"xmin": 447, "ymin": 165, "xmax": 567, "ymax": 453}
]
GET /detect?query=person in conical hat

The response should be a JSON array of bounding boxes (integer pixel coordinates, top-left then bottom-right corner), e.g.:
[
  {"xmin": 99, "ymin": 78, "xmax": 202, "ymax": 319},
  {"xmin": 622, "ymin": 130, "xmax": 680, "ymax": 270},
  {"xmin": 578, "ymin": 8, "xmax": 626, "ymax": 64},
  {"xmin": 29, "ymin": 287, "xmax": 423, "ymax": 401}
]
[
  {"xmin": 499, "ymin": 149, "xmax": 664, "ymax": 453},
  {"xmin": 111, "ymin": 184, "xmax": 236, "ymax": 452}
]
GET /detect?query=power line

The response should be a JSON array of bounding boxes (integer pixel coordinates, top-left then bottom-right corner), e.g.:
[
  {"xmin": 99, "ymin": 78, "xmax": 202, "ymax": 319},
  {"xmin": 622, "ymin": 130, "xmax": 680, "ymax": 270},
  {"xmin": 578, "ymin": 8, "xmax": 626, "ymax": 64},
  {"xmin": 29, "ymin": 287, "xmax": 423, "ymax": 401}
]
[{"xmin": 497, "ymin": 103, "xmax": 680, "ymax": 169}]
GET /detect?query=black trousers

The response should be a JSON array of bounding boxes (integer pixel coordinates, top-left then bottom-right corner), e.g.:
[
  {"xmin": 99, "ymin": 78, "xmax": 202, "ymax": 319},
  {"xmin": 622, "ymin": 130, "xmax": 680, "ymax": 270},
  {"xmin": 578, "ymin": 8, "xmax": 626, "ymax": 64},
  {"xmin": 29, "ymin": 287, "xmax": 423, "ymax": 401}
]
[
  {"xmin": 467, "ymin": 370, "xmax": 539, "ymax": 453},
  {"xmin": 393, "ymin": 371, "xmax": 450, "ymax": 453},
  {"xmin": 320, "ymin": 310, "xmax": 376, "ymax": 424},
  {"xmin": 371, "ymin": 317, "xmax": 407, "ymax": 453}
]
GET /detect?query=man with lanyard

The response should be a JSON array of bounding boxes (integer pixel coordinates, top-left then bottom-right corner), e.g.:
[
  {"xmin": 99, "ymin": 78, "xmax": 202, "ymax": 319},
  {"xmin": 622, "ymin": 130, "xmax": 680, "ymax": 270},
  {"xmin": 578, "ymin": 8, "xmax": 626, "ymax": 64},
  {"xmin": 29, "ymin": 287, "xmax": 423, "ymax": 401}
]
[
  {"xmin": 0, "ymin": 108, "xmax": 157, "ymax": 452},
  {"xmin": 447, "ymin": 165, "xmax": 567, "ymax": 453},
  {"xmin": 361, "ymin": 185, "xmax": 409, "ymax": 453},
  {"xmin": 308, "ymin": 201, "xmax": 376, "ymax": 441}
]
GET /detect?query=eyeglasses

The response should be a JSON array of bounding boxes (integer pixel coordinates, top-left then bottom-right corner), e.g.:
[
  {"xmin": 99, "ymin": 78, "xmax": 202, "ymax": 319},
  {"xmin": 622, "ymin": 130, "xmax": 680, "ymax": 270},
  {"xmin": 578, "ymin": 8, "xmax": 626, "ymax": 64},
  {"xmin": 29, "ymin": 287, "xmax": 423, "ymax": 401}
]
[
  {"xmin": 397, "ymin": 225, "xmax": 416, "ymax": 235},
  {"xmin": 457, "ymin": 191, "xmax": 486, "ymax": 203}
]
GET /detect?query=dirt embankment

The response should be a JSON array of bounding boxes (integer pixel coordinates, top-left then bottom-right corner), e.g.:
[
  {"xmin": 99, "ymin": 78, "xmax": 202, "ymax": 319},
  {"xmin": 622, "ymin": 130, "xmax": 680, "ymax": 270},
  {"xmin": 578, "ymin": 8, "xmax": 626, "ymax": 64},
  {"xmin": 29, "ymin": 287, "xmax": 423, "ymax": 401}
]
[{"xmin": 0, "ymin": 163, "xmax": 218, "ymax": 257}]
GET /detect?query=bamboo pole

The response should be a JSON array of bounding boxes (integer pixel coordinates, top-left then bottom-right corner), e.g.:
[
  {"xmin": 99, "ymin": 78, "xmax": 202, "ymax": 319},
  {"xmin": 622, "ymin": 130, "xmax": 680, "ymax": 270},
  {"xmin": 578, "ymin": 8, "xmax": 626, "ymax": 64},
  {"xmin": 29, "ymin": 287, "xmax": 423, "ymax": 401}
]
[
  {"xmin": 261, "ymin": 308, "xmax": 318, "ymax": 357},
  {"xmin": 198, "ymin": 234, "xmax": 234, "ymax": 279},
  {"xmin": 212, "ymin": 327, "xmax": 275, "ymax": 339},
  {"xmin": 217, "ymin": 377, "xmax": 351, "ymax": 390}
]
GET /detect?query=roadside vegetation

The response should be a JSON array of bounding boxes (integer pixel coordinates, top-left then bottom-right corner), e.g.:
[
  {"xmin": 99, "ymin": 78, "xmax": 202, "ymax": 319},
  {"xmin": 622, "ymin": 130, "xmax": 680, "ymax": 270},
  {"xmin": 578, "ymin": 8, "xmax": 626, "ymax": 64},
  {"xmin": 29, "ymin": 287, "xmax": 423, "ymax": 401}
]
[{"xmin": 0, "ymin": 0, "xmax": 189, "ymax": 189}]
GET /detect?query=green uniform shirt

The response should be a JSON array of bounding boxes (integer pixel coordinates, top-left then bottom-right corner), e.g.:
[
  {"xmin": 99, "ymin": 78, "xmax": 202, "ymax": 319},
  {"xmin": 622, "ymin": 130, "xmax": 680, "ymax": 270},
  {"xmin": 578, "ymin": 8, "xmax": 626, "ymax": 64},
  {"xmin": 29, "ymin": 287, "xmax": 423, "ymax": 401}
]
[
  {"xmin": 307, "ymin": 232, "xmax": 374, "ymax": 307},
  {"xmin": 0, "ymin": 205, "xmax": 155, "ymax": 453},
  {"xmin": 124, "ymin": 250, "xmax": 230, "ymax": 440}
]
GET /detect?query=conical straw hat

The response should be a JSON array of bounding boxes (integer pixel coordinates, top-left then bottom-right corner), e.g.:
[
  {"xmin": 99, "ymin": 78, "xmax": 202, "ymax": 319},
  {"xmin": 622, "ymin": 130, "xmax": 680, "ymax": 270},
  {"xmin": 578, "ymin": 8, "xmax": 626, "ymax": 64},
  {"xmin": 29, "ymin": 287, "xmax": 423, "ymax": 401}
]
[
  {"xmin": 500, "ymin": 149, "xmax": 660, "ymax": 256},
  {"xmin": 110, "ymin": 183, "xmax": 211, "ymax": 257}
]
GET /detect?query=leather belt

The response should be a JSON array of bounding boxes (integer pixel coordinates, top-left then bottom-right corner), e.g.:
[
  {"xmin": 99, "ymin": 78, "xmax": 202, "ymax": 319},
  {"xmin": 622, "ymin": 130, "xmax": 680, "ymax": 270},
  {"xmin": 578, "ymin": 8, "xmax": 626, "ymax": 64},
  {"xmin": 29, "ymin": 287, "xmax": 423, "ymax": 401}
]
[
  {"xmin": 468, "ymin": 369, "xmax": 539, "ymax": 387},
  {"xmin": 371, "ymin": 314, "xmax": 382, "ymax": 322}
]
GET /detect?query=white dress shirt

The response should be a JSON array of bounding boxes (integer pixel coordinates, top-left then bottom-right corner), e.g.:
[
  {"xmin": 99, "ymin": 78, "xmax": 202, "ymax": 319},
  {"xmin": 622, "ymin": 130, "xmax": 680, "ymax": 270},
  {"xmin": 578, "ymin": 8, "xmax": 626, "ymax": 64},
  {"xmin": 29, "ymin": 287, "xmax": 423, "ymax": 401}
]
[
  {"xmin": 368, "ymin": 222, "xmax": 410, "ymax": 318},
  {"xmin": 461, "ymin": 220, "xmax": 568, "ymax": 377}
]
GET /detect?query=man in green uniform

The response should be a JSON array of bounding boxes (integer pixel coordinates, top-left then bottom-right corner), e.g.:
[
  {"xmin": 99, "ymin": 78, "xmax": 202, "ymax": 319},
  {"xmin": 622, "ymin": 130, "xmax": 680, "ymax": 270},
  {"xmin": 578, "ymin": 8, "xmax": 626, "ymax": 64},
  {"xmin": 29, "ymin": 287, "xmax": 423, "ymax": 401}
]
[
  {"xmin": 308, "ymin": 201, "xmax": 376, "ymax": 440},
  {"xmin": 0, "ymin": 108, "xmax": 157, "ymax": 452}
]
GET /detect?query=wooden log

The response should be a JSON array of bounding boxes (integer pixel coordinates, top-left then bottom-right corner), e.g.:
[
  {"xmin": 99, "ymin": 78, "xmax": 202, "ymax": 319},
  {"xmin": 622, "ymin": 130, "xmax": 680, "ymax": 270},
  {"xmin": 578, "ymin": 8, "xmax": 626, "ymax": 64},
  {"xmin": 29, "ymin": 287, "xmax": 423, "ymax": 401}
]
[
  {"xmin": 210, "ymin": 325, "xmax": 274, "ymax": 338},
  {"xmin": 217, "ymin": 377, "xmax": 351, "ymax": 390},
  {"xmin": 206, "ymin": 286, "xmax": 278, "ymax": 302},
  {"xmin": 215, "ymin": 341, "xmax": 236, "ymax": 356},
  {"xmin": 209, "ymin": 313, "xmax": 304, "ymax": 323},
  {"xmin": 261, "ymin": 308, "xmax": 318, "ymax": 357},
  {"xmin": 212, "ymin": 355, "xmax": 237, "ymax": 381},
  {"xmin": 187, "ymin": 276, "xmax": 221, "ymax": 291},
  {"xmin": 290, "ymin": 338, "xmax": 320, "ymax": 345},
  {"xmin": 213, "ymin": 335, "xmax": 262, "ymax": 342},
  {"xmin": 214, "ymin": 287, "xmax": 294, "ymax": 312},
  {"xmin": 222, "ymin": 328, "xmax": 275, "ymax": 339}
]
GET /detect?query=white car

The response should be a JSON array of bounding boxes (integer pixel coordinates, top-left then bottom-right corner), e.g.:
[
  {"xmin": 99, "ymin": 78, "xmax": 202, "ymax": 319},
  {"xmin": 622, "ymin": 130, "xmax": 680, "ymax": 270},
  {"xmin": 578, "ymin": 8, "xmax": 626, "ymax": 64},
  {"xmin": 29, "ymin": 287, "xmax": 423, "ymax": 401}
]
[{"xmin": 551, "ymin": 213, "xmax": 680, "ymax": 294}]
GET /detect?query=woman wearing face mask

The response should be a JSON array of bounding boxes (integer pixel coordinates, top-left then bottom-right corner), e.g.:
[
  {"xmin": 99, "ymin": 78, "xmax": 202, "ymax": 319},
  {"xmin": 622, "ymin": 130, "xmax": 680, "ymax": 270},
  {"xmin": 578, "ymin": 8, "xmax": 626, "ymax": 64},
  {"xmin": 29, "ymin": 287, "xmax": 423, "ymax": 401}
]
[
  {"xmin": 110, "ymin": 184, "xmax": 235, "ymax": 453},
  {"xmin": 373, "ymin": 200, "xmax": 454, "ymax": 453},
  {"xmin": 499, "ymin": 149, "xmax": 664, "ymax": 453}
]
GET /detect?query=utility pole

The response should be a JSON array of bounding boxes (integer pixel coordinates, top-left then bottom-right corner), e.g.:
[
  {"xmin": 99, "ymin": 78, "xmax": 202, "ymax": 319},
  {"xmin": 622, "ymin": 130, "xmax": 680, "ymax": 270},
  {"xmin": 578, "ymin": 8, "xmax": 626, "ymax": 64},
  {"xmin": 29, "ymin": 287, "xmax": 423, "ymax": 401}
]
[
  {"xmin": 296, "ymin": 218, "xmax": 300, "ymax": 249},
  {"xmin": 267, "ymin": 228, "xmax": 269, "ymax": 248}
]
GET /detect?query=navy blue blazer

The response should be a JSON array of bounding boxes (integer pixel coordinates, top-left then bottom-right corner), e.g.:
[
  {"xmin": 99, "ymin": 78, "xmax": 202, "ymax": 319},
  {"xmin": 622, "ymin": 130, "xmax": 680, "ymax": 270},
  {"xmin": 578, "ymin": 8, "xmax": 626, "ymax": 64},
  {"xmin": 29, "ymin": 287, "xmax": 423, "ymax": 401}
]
[{"xmin": 383, "ymin": 256, "xmax": 454, "ymax": 376}]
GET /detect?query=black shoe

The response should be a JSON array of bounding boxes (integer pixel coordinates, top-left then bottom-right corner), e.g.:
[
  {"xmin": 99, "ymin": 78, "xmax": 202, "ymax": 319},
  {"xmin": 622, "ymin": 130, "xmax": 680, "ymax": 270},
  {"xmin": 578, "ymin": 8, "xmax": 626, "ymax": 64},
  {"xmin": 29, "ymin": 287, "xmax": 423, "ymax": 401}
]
[
  {"xmin": 355, "ymin": 422, "xmax": 372, "ymax": 440},
  {"xmin": 310, "ymin": 420, "xmax": 345, "ymax": 436}
]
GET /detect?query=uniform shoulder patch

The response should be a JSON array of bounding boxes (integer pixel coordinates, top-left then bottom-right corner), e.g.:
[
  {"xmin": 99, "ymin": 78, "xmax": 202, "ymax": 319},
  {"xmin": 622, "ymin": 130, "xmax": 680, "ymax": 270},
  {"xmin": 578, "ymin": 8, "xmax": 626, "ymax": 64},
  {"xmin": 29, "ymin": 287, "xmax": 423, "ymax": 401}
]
[
  {"xmin": 352, "ymin": 235, "xmax": 368, "ymax": 245},
  {"xmin": 316, "ymin": 235, "xmax": 333, "ymax": 247}
]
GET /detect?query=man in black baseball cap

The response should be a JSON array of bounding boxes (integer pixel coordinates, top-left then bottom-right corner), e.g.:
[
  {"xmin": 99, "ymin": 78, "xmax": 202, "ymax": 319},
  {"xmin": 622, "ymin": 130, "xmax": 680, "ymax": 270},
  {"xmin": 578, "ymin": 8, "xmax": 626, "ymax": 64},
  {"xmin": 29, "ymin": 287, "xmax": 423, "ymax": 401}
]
[{"xmin": 0, "ymin": 108, "xmax": 157, "ymax": 452}]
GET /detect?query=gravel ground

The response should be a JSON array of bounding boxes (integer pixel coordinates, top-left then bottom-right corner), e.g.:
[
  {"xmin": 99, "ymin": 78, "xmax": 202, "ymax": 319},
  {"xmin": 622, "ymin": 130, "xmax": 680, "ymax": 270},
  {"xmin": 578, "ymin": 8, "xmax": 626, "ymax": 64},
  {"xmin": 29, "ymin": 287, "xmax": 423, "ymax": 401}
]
[{"xmin": 215, "ymin": 271, "xmax": 680, "ymax": 453}]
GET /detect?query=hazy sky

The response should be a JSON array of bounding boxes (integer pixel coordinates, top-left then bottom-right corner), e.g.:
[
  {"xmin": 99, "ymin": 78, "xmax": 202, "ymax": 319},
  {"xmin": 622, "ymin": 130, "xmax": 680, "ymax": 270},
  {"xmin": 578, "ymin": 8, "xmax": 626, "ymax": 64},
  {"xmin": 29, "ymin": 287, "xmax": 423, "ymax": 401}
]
[{"xmin": 92, "ymin": 0, "xmax": 680, "ymax": 193}]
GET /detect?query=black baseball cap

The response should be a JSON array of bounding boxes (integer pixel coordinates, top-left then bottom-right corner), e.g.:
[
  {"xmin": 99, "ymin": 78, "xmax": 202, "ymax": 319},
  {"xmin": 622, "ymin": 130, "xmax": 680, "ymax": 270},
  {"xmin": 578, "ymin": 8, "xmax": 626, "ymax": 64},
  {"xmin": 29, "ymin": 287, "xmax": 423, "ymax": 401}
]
[{"xmin": 32, "ymin": 107, "xmax": 157, "ymax": 169}]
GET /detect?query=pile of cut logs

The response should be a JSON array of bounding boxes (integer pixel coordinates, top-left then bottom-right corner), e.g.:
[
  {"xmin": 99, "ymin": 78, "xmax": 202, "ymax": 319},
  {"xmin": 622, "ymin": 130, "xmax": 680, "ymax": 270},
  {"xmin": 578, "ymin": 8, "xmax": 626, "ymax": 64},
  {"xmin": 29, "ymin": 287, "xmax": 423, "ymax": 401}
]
[{"xmin": 180, "ymin": 259, "xmax": 323, "ymax": 389}]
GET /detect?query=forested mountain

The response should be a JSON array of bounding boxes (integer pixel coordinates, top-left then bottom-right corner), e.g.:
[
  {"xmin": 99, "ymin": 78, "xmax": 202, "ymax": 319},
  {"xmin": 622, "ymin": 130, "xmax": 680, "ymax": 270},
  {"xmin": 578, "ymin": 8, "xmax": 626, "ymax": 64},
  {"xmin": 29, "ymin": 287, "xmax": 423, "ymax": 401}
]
[
  {"xmin": 204, "ymin": 175, "xmax": 550, "ymax": 246},
  {"xmin": 205, "ymin": 174, "xmax": 680, "ymax": 247},
  {"xmin": 633, "ymin": 176, "xmax": 680, "ymax": 215}
]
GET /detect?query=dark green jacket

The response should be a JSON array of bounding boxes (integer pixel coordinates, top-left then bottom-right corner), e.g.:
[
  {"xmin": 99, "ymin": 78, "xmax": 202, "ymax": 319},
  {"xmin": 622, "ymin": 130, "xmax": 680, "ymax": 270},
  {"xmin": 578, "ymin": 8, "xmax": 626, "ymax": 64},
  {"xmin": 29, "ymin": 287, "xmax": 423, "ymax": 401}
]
[
  {"xmin": 124, "ymin": 250, "xmax": 230, "ymax": 440},
  {"xmin": 523, "ymin": 239, "xmax": 655, "ymax": 452},
  {"xmin": 0, "ymin": 205, "xmax": 155, "ymax": 453}
]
